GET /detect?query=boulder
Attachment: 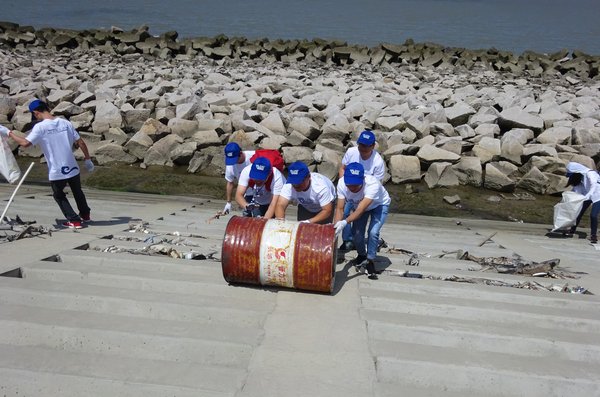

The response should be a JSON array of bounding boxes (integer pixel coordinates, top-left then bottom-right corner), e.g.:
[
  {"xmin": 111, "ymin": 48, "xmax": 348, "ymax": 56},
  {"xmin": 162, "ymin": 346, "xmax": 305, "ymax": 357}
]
[
  {"xmin": 472, "ymin": 137, "xmax": 501, "ymax": 164},
  {"xmin": 124, "ymin": 131, "xmax": 153, "ymax": 160},
  {"xmin": 144, "ymin": 134, "xmax": 184, "ymax": 166},
  {"xmin": 168, "ymin": 118, "xmax": 199, "ymax": 139},
  {"xmin": 282, "ymin": 146, "xmax": 313, "ymax": 164},
  {"xmin": 536, "ymin": 126, "xmax": 572, "ymax": 145},
  {"xmin": 484, "ymin": 163, "xmax": 516, "ymax": 192},
  {"xmin": 498, "ymin": 107, "xmax": 544, "ymax": 132},
  {"xmin": 389, "ymin": 155, "xmax": 421, "ymax": 184},
  {"xmin": 517, "ymin": 166, "xmax": 549, "ymax": 194},
  {"xmin": 171, "ymin": 142, "xmax": 199, "ymax": 166},
  {"xmin": 189, "ymin": 130, "xmax": 222, "ymax": 149},
  {"xmin": 91, "ymin": 101, "xmax": 122, "ymax": 133},
  {"xmin": 424, "ymin": 162, "xmax": 459, "ymax": 188},
  {"xmin": 315, "ymin": 147, "xmax": 341, "ymax": 181},
  {"xmin": 452, "ymin": 157, "xmax": 482, "ymax": 187},
  {"xmin": 416, "ymin": 144, "xmax": 460, "ymax": 164},
  {"xmin": 444, "ymin": 102, "xmax": 476, "ymax": 126},
  {"xmin": 95, "ymin": 143, "xmax": 137, "ymax": 165}
]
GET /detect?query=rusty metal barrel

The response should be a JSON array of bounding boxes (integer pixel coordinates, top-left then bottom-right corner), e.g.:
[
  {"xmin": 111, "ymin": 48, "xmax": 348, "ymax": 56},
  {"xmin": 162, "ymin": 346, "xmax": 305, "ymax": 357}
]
[{"xmin": 221, "ymin": 216, "xmax": 337, "ymax": 293}]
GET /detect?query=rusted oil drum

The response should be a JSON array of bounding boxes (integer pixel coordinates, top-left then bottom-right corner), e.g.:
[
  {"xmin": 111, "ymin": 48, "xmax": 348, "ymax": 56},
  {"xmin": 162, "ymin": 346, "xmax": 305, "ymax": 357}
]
[{"xmin": 221, "ymin": 216, "xmax": 337, "ymax": 293}]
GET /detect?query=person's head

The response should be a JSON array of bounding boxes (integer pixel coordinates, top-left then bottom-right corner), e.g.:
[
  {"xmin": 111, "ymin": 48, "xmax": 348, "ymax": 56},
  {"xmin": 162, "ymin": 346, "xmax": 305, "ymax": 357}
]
[
  {"xmin": 224, "ymin": 142, "xmax": 242, "ymax": 166},
  {"xmin": 286, "ymin": 161, "xmax": 311, "ymax": 192},
  {"xmin": 356, "ymin": 130, "xmax": 376, "ymax": 159},
  {"xmin": 567, "ymin": 172, "xmax": 583, "ymax": 187},
  {"xmin": 249, "ymin": 157, "xmax": 272, "ymax": 187},
  {"xmin": 344, "ymin": 162, "xmax": 365, "ymax": 193},
  {"xmin": 28, "ymin": 99, "xmax": 50, "ymax": 122}
]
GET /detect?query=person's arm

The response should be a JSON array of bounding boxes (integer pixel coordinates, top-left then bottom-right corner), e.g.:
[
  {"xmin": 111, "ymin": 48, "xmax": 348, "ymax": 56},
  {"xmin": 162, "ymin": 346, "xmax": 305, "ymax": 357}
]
[
  {"xmin": 225, "ymin": 180, "xmax": 235, "ymax": 203},
  {"xmin": 76, "ymin": 138, "xmax": 91, "ymax": 160},
  {"xmin": 275, "ymin": 196, "xmax": 290, "ymax": 219},
  {"xmin": 263, "ymin": 195, "xmax": 280, "ymax": 219},
  {"xmin": 308, "ymin": 202, "xmax": 334, "ymax": 224},
  {"xmin": 334, "ymin": 197, "xmax": 345, "ymax": 223},
  {"xmin": 338, "ymin": 164, "xmax": 346, "ymax": 179},
  {"xmin": 345, "ymin": 197, "xmax": 373, "ymax": 223},
  {"xmin": 5, "ymin": 130, "xmax": 32, "ymax": 148},
  {"xmin": 235, "ymin": 184, "xmax": 249, "ymax": 210}
]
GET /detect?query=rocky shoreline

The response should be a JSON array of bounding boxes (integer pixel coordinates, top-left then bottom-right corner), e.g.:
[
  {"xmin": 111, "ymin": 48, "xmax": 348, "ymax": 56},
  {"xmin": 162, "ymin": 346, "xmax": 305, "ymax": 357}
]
[{"xmin": 1, "ymin": 22, "xmax": 599, "ymax": 197}]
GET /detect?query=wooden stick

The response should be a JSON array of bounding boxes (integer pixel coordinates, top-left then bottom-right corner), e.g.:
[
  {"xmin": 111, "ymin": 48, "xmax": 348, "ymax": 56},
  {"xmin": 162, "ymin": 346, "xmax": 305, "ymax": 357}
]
[{"xmin": 478, "ymin": 231, "xmax": 497, "ymax": 247}]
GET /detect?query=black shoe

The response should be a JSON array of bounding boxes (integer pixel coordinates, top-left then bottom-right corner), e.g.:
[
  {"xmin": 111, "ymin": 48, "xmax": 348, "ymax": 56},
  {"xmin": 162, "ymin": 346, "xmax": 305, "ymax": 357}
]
[
  {"xmin": 352, "ymin": 255, "xmax": 367, "ymax": 272},
  {"xmin": 339, "ymin": 241, "xmax": 355, "ymax": 251},
  {"xmin": 366, "ymin": 259, "xmax": 379, "ymax": 279}
]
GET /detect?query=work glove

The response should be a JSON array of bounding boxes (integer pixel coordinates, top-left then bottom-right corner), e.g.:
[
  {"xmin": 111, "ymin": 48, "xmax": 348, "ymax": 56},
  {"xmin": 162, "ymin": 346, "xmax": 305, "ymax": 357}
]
[
  {"xmin": 0, "ymin": 125, "xmax": 9, "ymax": 138},
  {"xmin": 300, "ymin": 220, "xmax": 311, "ymax": 224},
  {"xmin": 334, "ymin": 220, "xmax": 347, "ymax": 236},
  {"xmin": 223, "ymin": 202, "xmax": 232, "ymax": 214},
  {"xmin": 84, "ymin": 159, "xmax": 95, "ymax": 172}
]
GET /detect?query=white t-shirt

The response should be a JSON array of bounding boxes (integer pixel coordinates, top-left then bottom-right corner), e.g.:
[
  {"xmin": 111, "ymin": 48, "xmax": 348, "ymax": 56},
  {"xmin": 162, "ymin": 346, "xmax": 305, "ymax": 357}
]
[
  {"xmin": 337, "ymin": 174, "xmax": 391, "ymax": 211},
  {"xmin": 26, "ymin": 118, "xmax": 80, "ymax": 181},
  {"xmin": 225, "ymin": 150, "xmax": 255, "ymax": 182},
  {"xmin": 238, "ymin": 165, "xmax": 286, "ymax": 205},
  {"xmin": 341, "ymin": 147, "xmax": 385, "ymax": 182},
  {"xmin": 280, "ymin": 172, "xmax": 336, "ymax": 213}
]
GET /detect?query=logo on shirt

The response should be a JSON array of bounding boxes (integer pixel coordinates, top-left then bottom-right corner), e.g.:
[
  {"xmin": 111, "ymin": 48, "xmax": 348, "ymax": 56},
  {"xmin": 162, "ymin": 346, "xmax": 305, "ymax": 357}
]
[{"xmin": 61, "ymin": 166, "xmax": 79, "ymax": 175}]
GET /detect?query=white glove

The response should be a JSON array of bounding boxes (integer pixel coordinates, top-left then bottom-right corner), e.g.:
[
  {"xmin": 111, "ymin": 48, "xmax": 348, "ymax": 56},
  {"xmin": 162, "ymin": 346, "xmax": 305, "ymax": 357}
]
[
  {"xmin": 334, "ymin": 220, "xmax": 347, "ymax": 236},
  {"xmin": 0, "ymin": 125, "xmax": 9, "ymax": 138},
  {"xmin": 84, "ymin": 159, "xmax": 95, "ymax": 172},
  {"xmin": 223, "ymin": 202, "xmax": 232, "ymax": 214},
  {"xmin": 300, "ymin": 220, "xmax": 311, "ymax": 224}
]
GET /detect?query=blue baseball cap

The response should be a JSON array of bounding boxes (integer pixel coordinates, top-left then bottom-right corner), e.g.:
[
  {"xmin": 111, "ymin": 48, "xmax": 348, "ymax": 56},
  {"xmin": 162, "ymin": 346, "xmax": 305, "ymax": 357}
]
[
  {"xmin": 344, "ymin": 162, "xmax": 365, "ymax": 185},
  {"xmin": 286, "ymin": 161, "xmax": 310, "ymax": 185},
  {"xmin": 28, "ymin": 99, "xmax": 45, "ymax": 113},
  {"xmin": 357, "ymin": 130, "xmax": 375, "ymax": 146},
  {"xmin": 224, "ymin": 142, "xmax": 242, "ymax": 166},
  {"xmin": 249, "ymin": 157, "xmax": 272, "ymax": 181}
]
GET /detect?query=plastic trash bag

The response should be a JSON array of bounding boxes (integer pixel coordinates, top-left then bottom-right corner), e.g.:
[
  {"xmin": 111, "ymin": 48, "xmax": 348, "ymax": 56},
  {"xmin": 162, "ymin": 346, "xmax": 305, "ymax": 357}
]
[
  {"xmin": 552, "ymin": 191, "xmax": 586, "ymax": 231},
  {"xmin": 0, "ymin": 136, "xmax": 21, "ymax": 184}
]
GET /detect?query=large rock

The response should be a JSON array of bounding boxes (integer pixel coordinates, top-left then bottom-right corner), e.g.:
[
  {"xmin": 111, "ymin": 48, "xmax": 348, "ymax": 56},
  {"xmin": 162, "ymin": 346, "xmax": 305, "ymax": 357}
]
[
  {"xmin": 95, "ymin": 143, "xmax": 137, "ymax": 165},
  {"xmin": 144, "ymin": 134, "xmax": 184, "ymax": 166},
  {"xmin": 171, "ymin": 142, "xmax": 198, "ymax": 166},
  {"xmin": 472, "ymin": 137, "xmax": 501, "ymax": 164},
  {"xmin": 416, "ymin": 144, "xmax": 460, "ymax": 164},
  {"xmin": 424, "ymin": 162, "xmax": 459, "ymax": 188},
  {"xmin": 498, "ymin": 107, "xmax": 544, "ymax": 132},
  {"xmin": 314, "ymin": 147, "xmax": 341, "ymax": 180},
  {"xmin": 289, "ymin": 116, "xmax": 321, "ymax": 140},
  {"xmin": 282, "ymin": 146, "xmax": 313, "ymax": 164},
  {"xmin": 189, "ymin": 130, "xmax": 222, "ymax": 149},
  {"xmin": 138, "ymin": 118, "xmax": 171, "ymax": 142},
  {"xmin": 124, "ymin": 131, "xmax": 153, "ymax": 160},
  {"xmin": 452, "ymin": 157, "xmax": 482, "ymax": 187},
  {"xmin": 168, "ymin": 118, "xmax": 199, "ymax": 139},
  {"xmin": 389, "ymin": 155, "xmax": 421, "ymax": 184},
  {"xmin": 91, "ymin": 101, "xmax": 122, "ymax": 133},
  {"xmin": 484, "ymin": 163, "xmax": 516, "ymax": 192},
  {"xmin": 517, "ymin": 166, "xmax": 549, "ymax": 194},
  {"xmin": 536, "ymin": 126, "xmax": 572, "ymax": 145},
  {"xmin": 444, "ymin": 102, "xmax": 476, "ymax": 126}
]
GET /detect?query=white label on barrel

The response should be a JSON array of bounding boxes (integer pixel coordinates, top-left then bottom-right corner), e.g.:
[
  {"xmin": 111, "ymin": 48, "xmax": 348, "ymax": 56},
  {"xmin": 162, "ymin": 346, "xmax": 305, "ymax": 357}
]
[{"xmin": 259, "ymin": 219, "xmax": 299, "ymax": 288}]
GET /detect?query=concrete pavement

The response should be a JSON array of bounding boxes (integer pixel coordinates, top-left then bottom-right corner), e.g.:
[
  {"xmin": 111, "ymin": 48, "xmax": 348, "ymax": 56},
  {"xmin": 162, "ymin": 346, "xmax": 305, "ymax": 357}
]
[{"xmin": 1, "ymin": 184, "xmax": 599, "ymax": 396}]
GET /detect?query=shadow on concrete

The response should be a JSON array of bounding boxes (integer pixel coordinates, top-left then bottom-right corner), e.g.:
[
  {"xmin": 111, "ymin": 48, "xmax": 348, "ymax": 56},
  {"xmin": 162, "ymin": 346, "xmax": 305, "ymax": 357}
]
[
  {"xmin": 544, "ymin": 229, "xmax": 587, "ymax": 239},
  {"xmin": 332, "ymin": 254, "xmax": 393, "ymax": 295}
]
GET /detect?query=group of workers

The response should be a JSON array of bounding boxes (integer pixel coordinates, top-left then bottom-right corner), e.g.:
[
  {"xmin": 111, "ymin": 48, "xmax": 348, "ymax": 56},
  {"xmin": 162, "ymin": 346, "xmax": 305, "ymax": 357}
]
[
  {"xmin": 222, "ymin": 130, "xmax": 389, "ymax": 279},
  {"xmin": 1, "ymin": 100, "xmax": 599, "ymax": 279}
]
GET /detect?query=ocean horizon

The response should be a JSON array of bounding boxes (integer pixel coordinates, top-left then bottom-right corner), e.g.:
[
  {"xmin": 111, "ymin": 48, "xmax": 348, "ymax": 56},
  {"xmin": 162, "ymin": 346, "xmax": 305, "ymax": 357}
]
[{"xmin": 2, "ymin": 0, "xmax": 600, "ymax": 55}]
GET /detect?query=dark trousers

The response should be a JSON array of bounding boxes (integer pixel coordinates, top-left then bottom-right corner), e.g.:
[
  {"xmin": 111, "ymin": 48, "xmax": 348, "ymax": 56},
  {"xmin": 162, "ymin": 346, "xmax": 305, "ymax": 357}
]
[
  {"xmin": 574, "ymin": 200, "xmax": 600, "ymax": 237},
  {"xmin": 50, "ymin": 174, "xmax": 90, "ymax": 222},
  {"xmin": 297, "ymin": 203, "xmax": 335, "ymax": 224}
]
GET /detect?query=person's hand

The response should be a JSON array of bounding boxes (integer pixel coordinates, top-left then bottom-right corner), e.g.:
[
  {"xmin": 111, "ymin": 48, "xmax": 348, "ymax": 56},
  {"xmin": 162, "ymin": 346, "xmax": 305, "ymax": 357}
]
[
  {"xmin": 334, "ymin": 220, "xmax": 347, "ymax": 236},
  {"xmin": 223, "ymin": 202, "xmax": 232, "ymax": 214},
  {"xmin": 84, "ymin": 159, "xmax": 95, "ymax": 172},
  {"xmin": 300, "ymin": 220, "xmax": 311, "ymax": 224},
  {"xmin": 0, "ymin": 125, "xmax": 10, "ymax": 138}
]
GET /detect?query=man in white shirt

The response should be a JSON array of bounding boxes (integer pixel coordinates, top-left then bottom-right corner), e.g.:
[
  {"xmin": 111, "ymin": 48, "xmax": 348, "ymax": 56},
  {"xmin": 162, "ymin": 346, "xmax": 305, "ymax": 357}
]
[
  {"xmin": 334, "ymin": 162, "xmax": 391, "ymax": 280},
  {"xmin": 338, "ymin": 130, "xmax": 386, "ymax": 250},
  {"xmin": 235, "ymin": 157, "xmax": 286, "ymax": 219},
  {"xmin": 275, "ymin": 161, "xmax": 336, "ymax": 224},
  {"xmin": 0, "ymin": 99, "xmax": 94, "ymax": 229},
  {"xmin": 223, "ymin": 142, "xmax": 255, "ymax": 214}
]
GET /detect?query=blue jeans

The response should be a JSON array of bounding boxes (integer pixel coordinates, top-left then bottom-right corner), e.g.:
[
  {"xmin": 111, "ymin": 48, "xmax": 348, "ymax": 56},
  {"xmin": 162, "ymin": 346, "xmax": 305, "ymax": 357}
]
[
  {"xmin": 351, "ymin": 204, "xmax": 389, "ymax": 260},
  {"xmin": 342, "ymin": 201, "xmax": 354, "ymax": 242},
  {"xmin": 574, "ymin": 200, "xmax": 600, "ymax": 237}
]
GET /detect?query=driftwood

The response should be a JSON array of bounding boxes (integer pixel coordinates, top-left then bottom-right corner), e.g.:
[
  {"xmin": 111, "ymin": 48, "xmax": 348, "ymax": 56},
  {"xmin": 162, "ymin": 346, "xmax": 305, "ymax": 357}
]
[
  {"xmin": 478, "ymin": 232, "xmax": 497, "ymax": 247},
  {"xmin": 460, "ymin": 251, "xmax": 559, "ymax": 275}
]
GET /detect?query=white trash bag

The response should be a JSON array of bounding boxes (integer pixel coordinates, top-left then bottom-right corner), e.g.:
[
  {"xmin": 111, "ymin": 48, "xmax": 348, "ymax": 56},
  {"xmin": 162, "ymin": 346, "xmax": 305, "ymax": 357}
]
[
  {"xmin": 552, "ymin": 191, "xmax": 586, "ymax": 231},
  {"xmin": 0, "ymin": 136, "xmax": 21, "ymax": 184}
]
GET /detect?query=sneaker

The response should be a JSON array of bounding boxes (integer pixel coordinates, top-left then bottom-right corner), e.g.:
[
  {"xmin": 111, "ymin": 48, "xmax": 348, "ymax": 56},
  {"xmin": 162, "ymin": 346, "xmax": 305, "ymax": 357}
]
[
  {"xmin": 591, "ymin": 235, "xmax": 598, "ymax": 244},
  {"xmin": 366, "ymin": 259, "xmax": 379, "ymax": 280},
  {"xmin": 352, "ymin": 255, "xmax": 367, "ymax": 272},
  {"xmin": 80, "ymin": 213, "xmax": 91, "ymax": 222},
  {"xmin": 63, "ymin": 221, "xmax": 82, "ymax": 229},
  {"xmin": 339, "ymin": 241, "xmax": 355, "ymax": 251}
]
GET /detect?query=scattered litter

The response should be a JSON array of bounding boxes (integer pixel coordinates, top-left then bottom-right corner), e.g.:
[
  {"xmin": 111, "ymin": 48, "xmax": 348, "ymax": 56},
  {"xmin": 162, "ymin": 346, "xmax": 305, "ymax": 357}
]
[
  {"xmin": 0, "ymin": 215, "xmax": 52, "ymax": 243},
  {"xmin": 94, "ymin": 244, "xmax": 218, "ymax": 260},
  {"xmin": 460, "ymin": 251, "xmax": 562, "ymax": 276}
]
